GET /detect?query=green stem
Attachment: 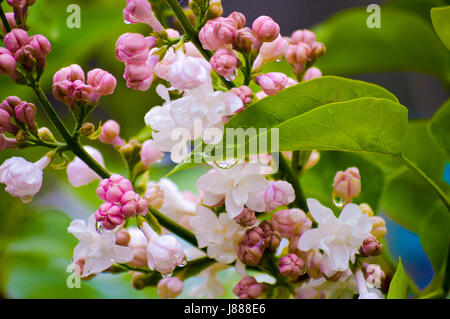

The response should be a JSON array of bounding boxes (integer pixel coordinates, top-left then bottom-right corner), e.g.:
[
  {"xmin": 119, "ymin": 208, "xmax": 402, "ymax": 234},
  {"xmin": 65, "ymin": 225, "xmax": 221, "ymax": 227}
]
[
  {"xmin": 31, "ymin": 83, "xmax": 111, "ymax": 179},
  {"xmin": 400, "ymin": 154, "xmax": 450, "ymax": 212},
  {"xmin": 164, "ymin": 0, "xmax": 235, "ymax": 90},
  {"xmin": 0, "ymin": 1, "xmax": 11, "ymax": 34},
  {"xmin": 278, "ymin": 154, "xmax": 308, "ymax": 212},
  {"xmin": 418, "ymin": 289, "xmax": 445, "ymax": 299}
]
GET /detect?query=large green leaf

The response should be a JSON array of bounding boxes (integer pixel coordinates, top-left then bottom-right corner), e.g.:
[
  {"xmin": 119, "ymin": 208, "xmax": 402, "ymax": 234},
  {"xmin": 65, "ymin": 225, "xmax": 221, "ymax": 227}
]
[
  {"xmin": 386, "ymin": 0, "xmax": 449, "ymax": 24},
  {"xmin": 169, "ymin": 76, "xmax": 406, "ymax": 175},
  {"xmin": 431, "ymin": 6, "xmax": 450, "ymax": 50},
  {"xmin": 387, "ymin": 258, "xmax": 409, "ymax": 299},
  {"xmin": 313, "ymin": 7, "xmax": 450, "ymax": 84},
  {"xmin": 429, "ymin": 99, "xmax": 450, "ymax": 159}
]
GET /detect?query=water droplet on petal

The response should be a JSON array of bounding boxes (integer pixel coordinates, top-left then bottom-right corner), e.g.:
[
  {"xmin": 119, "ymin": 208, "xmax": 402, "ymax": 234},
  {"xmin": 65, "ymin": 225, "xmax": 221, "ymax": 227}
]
[
  {"xmin": 225, "ymin": 70, "xmax": 238, "ymax": 82},
  {"xmin": 179, "ymin": 257, "xmax": 188, "ymax": 267},
  {"xmin": 275, "ymin": 58, "xmax": 282, "ymax": 62},
  {"xmin": 124, "ymin": 19, "xmax": 131, "ymax": 25}
]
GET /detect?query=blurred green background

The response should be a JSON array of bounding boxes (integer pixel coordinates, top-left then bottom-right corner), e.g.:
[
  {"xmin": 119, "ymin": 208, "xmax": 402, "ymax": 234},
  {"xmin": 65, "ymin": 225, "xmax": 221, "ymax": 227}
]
[{"xmin": 0, "ymin": 0, "xmax": 449, "ymax": 298}]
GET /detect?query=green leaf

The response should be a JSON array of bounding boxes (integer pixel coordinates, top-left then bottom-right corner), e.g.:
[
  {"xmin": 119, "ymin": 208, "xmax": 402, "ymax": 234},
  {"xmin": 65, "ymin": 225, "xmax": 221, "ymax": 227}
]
[
  {"xmin": 168, "ymin": 76, "xmax": 405, "ymax": 175},
  {"xmin": 313, "ymin": 7, "xmax": 450, "ymax": 84},
  {"xmin": 387, "ymin": 258, "xmax": 409, "ymax": 299},
  {"xmin": 429, "ymin": 99, "xmax": 450, "ymax": 159},
  {"xmin": 386, "ymin": 0, "xmax": 449, "ymax": 24},
  {"xmin": 431, "ymin": 6, "xmax": 450, "ymax": 50}
]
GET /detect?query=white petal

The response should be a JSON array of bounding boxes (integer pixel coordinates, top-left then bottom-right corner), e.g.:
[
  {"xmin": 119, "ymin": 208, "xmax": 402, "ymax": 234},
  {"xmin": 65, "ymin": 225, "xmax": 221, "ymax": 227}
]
[{"xmin": 307, "ymin": 198, "xmax": 336, "ymax": 224}]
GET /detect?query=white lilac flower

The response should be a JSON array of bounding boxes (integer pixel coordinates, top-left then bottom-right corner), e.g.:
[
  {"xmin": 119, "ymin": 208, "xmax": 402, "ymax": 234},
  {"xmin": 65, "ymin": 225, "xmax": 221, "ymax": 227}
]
[
  {"xmin": 196, "ymin": 161, "xmax": 271, "ymax": 218},
  {"xmin": 189, "ymin": 263, "xmax": 229, "ymax": 299},
  {"xmin": 298, "ymin": 199, "xmax": 372, "ymax": 276},
  {"xmin": 157, "ymin": 178, "xmax": 197, "ymax": 223},
  {"xmin": 66, "ymin": 146, "xmax": 105, "ymax": 187},
  {"xmin": 190, "ymin": 205, "xmax": 245, "ymax": 264},
  {"xmin": 0, "ymin": 155, "xmax": 51, "ymax": 203},
  {"xmin": 67, "ymin": 214, "xmax": 134, "ymax": 278}
]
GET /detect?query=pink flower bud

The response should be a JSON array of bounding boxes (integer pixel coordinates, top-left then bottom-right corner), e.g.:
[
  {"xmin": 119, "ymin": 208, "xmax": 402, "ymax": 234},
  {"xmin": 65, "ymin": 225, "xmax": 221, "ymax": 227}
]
[
  {"xmin": 0, "ymin": 49, "xmax": 16, "ymax": 75},
  {"xmin": 256, "ymin": 72, "xmax": 288, "ymax": 96},
  {"xmin": 291, "ymin": 29, "xmax": 316, "ymax": 45},
  {"xmin": 228, "ymin": 11, "xmax": 246, "ymax": 29},
  {"xmin": 233, "ymin": 276, "xmax": 265, "ymax": 299},
  {"xmin": 120, "ymin": 190, "xmax": 148, "ymax": 218},
  {"xmin": 53, "ymin": 64, "xmax": 85, "ymax": 83},
  {"xmin": 310, "ymin": 42, "xmax": 326, "ymax": 62},
  {"xmin": 14, "ymin": 45, "xmax": 35, "ymax": 71},
  {"xmin": 123, "ymin": 0, "xmax": 164, "ymax": 33},
  {"xmin": 141, "ymin": 139, "xmax": 163, "ymax": 167},
  {"xmin": 14, "ymin": 101, "xmax": 36, "ymax": 129},
  {"xmin": 263, "ymin": 180, "xmax": 295, "ymax": 211},
  {"xmin": 128, "ymin": 228, "xmax": 149, "ymax": 268},
  {"xmin": 144, "ymin": 182, "xmax": 164, "ymax": 210},
  {"xmin": 210, "ymin": 47, "xmax": 238, "ymax": 78},
  {"xmin": 142, "ymin": 222, "xmax": 185, "ymax": 275},
  {"xmin": 71, "ymin": 80, "xmax": 94, "ymax": 104},
  {"xmin": 157, "ymin": 277, "xmax": 184, "ymax": 299},
  {"xmin": 360, "ymin": 236, "xmax": 382, "ymax": 257},
  {"xmin": 199, "ymin": 17, "xmax": 237, "ymax": 51},
  {"xmin": 1, "ymin": 13, "xmax": 18, "ymax": 34},
  {"xmin": 234, "ymin": 207, "xmax": 257, "ymax": 227},
  {"xmin": 95, "ymin": 202, "xmax": 125, "ymax": 230},
  {"xmin": 99, "ymin": 120, "xmax": 122, "ymax": 145},
  {"xmin": 0, "ymin": 108, "xmax": 15, "ymax": 134},
  {"xmin": 363, "ymin": 263, "xmax": 386, "ymax": 284},
  {"xmin": 116, "ymin": 228, "xmax": 131, "ymax": 246},
  {"xmin": 237, "ymin": 226, "xmax": 265, "ymax": 266},
  {"xmin": 96, "ymin": 174, "xmax": 134, "ymax": 203},
  {"xmin": 87, "ymin": 69, "xmax": 117, "ymax": 97},
  {"xmin": 124, "ymin": 62, "xmax": 154, "ymax": 92},
  {"xmin": 252, "ymin": 16, "xmax": 280, "ymax": 43},
  {"xmin": 29, "ymin": 34, "xmax": 51, "ymax": 57},
  {"xmin": 233, "ymin": 27, "xmax": 260, "ymax": 53},
  {"xmin": 116, "ymin": 33, "xmax": 155, "ymax": 63},
  {"xmin": 333, "ymin": 167, "xmax": 361, "ymax": 202},
  {"xmin": 252, "ymin": 35, "xmax": 288, "ymax": 71},
  {"xmin": 260, "ymin": 221, "xmax": 281, "ymax": 253},
  {"xmin": 302, "ymin": 67, "xmax": 322, "ymax": 82},
  {"xmin": 0, "ymin": 96, "xmax": 21, "ymax": 115},
  {"xmin": 271, "ymin": 208, "xmax": 312, "ymax": 238},
  {"xmin": 285, "ymin": 43, "xmax": 310, "ymax": 70},
  {"xmin": 279, "ymin": 254, "xmax": 306, "ymax": 279},
  {"xmin": 6, "ymin": 0, "xmax": 34, "ymax": 24},
  {"xmin": 0, "ymin": 134, "xmax": 17, "ymax": 151},
  {"xmin": 4, "ymin": 28, "xmax": 29, "ymax": 54},
  {"xmin": 230, "ymin": 85, "xmax": 253, "ymax": 107}
]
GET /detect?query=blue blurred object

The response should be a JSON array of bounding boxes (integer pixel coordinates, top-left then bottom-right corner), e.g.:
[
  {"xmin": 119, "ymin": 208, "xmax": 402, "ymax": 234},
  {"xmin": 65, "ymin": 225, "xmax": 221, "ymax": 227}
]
[{"xmin": 444, "ymin": 163, "xmax": 450, "ymax": 184}]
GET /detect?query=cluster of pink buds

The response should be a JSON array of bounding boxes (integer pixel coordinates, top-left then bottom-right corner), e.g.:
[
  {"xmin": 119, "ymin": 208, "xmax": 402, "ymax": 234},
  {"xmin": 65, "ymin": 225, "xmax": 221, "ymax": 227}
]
[
  {"xmin": 279, "ymin": 253, "xmax": 306, "ymax": 280},
  {"xmin": 0, "ymin": 12, "xmax": 18, "ymax": 34},
  {"xmin": 233, "ymin": 276, "xmax": 266, "ymax": 299},
  {"xmin": 95, "ymin": 174, "xmax": 148, "ymax": 230},
  {"xmin": 332, "ymin": 167, "xmax": 361, "ymax": 204},
  {"xmin": 0, "ymin": 96, "xmax": 37, "ymax": 149},
  {"xmin": 1, "ymin": 28, "xmax": 51, "ymax": 80},
  {"xmin": 5, "ymin": 0, "xmax": 36, "ymax": 27},
  {"xmin": 234, "ymin": 207, "xmax": 257, "ymax": 228},
  {"xmin": 237, "ymin": 221, "xmax": 281, "ymax": 266},
  {"xmin": 116, "ymin": 33, "xmax": 158, "ymax": 91},
  {"xmin": 286, "ymin": 29, "xmax": 326, "ymax": 76},
  {"xmin": 230, "ymin": 85, "xmax": 253, "ymax": 107},
  {"xmin": 52, "ymin": 64, "xmax": 116, "ymax": 110}
]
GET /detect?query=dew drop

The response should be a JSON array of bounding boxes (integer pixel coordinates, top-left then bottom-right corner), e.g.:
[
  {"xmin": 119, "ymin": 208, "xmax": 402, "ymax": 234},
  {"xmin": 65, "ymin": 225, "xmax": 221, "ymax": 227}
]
[
  {"xmin": 179, "ymin": 257, "xmax": 188, "ymax": 267},
  {"xmin": 275, "ymin": 58, "xmax": 282, "ymax": 62},
  {"xmin": 332, "ymin": 193, "xmax": 345, "ymax": 208},
  {"xmin": 225, "ymin": 70, "xmax": 238, "ymax": 82},
  {"xmin": 124, "ymin": 19, "xmax": 131, "ymax": 25},
  {"xmin": 162, "ymin": 272, "xmax": 173, "ymax": 279}
]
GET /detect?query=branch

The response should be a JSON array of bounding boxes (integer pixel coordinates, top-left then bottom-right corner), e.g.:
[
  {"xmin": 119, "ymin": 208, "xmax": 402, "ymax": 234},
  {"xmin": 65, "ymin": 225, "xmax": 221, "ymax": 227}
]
[
  {"xmin": 0, "ymin": 1, "xmax": 11, "ymax": 34},
  {"xmin": 278, "ymin": 154, "xmax": 308, "ymax": 212}
]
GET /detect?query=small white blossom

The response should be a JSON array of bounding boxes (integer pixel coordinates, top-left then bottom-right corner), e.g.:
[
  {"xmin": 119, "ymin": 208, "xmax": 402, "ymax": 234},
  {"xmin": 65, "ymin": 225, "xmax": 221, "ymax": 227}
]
[
  {"xmin": 67, "ymin": 214, "xmax": 134, "ymax": 278},
  {"xmin": 190, "ymin": 205, "xmax": 245, "ymax": 264},
  {"xmin": 298, "ymin": 199, "xmax": 372, "ymax": 276},
  {"xmin": 157, "ymin": 178, "xmax": 197, "ymax": 223},
  {"xmin": 196, "ymin": 161, "xmax": 271, "ymax": 218},
  {"xmin": 0, "ymin": 156, "xmax": 50, "ymax": 203},
  {"xmin": 66, "ymin": 146, "xmax": 105, "ymax": 187}
]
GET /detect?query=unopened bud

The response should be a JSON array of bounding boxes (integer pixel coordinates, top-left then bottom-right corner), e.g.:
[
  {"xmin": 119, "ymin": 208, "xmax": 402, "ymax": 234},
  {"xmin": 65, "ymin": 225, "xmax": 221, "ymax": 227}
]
[
  {"xmin": 360, "ymin": 236, "xmax": 382, "ymax": 257},
  {"xmin": 271, "ymin": 208, "xmax": 312, "ymax": 238},
  {"xmin": 234, "ymin": 207, "xmax": 257, "ymax": 227},
  {"xmin": 80, "ymin": 122, "xmax": 96, "ymax": 137},
  {"xmin": 333, "ymin": 167, "xmax": 361, "ymax": 203},
  {"xmin": 99, "ymin": 120, "xmax": 122, "ymax": 145},
  {"xmin": 228, "ymin": 11, "xmax": 246, "ymax": 29},
  {"xmin": 233, "ymin": 276, "xmax": 265, "ymax": 299},
  {"xmin": 359, "ymin": 203, "xmax": 374, "ymax": 217},
  {"xmin": 130, "ymin": 271, "xmax": 149, "ymax": 290},
  {"xmin": 279, "ymin": 253, "xmax": 306, "ymax": 279},
  {"xmin": 252, "ymin": 16, "xmax": 280, "ymax": 43},
  {"xmin": 144, "ymin": 182, "xmax": 164, "ymax": 210},
  {"xmin": 157, "ymin": 277, "xmax": 184, "ymax": 299},
  {"xmin": 141, "ymin": 139, "xmax": 163, "ymax": 167},
  {"xmin": 207, "ymin": 0, "xmax": 223, "ymax": 18},
  {"xmin": 370, "ymin": 216, "xmax": 387, "ymax": 238},
  {"xmin": 38, "ymin": 127, "xmax": 56, "ymax": 143},
  {"xmin": 120, "ymin": 139, "xmax": 141, "ymax": 163},
  {"xmin": 116, "ymin": 228, "xmax": 131, "ymax": 246}
]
